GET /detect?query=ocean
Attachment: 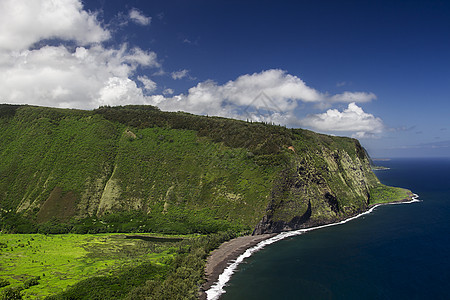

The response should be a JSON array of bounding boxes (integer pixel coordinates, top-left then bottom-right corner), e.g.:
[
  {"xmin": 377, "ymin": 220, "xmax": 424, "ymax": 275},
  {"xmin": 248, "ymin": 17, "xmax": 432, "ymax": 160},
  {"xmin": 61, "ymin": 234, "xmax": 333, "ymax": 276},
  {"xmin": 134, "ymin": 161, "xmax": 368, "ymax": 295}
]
[{"xmin": 214, "ymin": 158, "xmax": 450, "ymax": 299}]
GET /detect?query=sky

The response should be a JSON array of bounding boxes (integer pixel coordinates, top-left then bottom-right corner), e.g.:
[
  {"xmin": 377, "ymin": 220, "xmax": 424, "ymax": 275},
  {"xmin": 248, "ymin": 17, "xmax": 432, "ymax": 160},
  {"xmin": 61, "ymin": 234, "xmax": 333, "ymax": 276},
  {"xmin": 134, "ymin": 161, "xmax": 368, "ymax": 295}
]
[{"xmin": 0, "ymin": 0, "xmax": 449, "ymax": 158}]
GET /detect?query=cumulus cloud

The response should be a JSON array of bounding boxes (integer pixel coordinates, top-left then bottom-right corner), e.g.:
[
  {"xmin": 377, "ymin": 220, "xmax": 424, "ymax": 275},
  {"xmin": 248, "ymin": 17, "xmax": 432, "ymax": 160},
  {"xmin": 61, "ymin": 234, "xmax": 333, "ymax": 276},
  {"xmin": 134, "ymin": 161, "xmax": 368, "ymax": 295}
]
[
  {"xmin": 160, "ymin": 69, "xmax": 322, "ymax": 114},
  {"xmin": 141, "ymin": 70, "xmax": 384, "ymax": 137},
  {"xmin": 129, "ymin": 8, "xmax": 151, "ymax": 26},
  {"xmin": 0, "ymin": 0, "xmax": 109, "ymax": 51},
  {"xmin": 0, "ymin": 0, "xmax": 161, "ymax": 109},
  {"xmin": 151, "ymin": 69, "xmax": 374, "ymax": 110},
  {"xmin": 226, "ymin": 69, "xmax": 323, "ymax": 105},
  {"xmin": 98, "ymin": 77, "xmax": 145, "ymax": 106},
  {"xmin": 0, "ymin": 44, "xmax": 158, "ymax": 108},
  {"xmin": 300, "ymin": 103, "xmax": 384, "ymax": 138},
  {"xmin": 165, "ymin": 69, "xmax": 375, "ymax": 111}
]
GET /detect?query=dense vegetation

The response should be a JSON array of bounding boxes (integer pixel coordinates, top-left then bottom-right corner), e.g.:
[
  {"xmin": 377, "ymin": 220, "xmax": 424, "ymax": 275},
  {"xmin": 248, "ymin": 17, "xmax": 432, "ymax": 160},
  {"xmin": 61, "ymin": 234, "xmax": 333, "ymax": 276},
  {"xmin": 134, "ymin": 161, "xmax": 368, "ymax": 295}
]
[
  {"xmin": 50, "ymin": 231, "xmax": 235, "ymax": 300},
  {"xmin": 0, "ymin": 104, "xmax": 283, "ymax": 231},
  {"xmin": 0, "ymin": 209, "xmax": 243, "ymax": 235},
  {"xmin": 0, "ymin": 231, "xmax": 236, "ymax": 299},
  {"xmin": 94, "ymin": 105, "xmax": 292, "ymax": 156},
  {"xmin": 0, "ymin": 104, "xmax": 395, "ymax": 233}
]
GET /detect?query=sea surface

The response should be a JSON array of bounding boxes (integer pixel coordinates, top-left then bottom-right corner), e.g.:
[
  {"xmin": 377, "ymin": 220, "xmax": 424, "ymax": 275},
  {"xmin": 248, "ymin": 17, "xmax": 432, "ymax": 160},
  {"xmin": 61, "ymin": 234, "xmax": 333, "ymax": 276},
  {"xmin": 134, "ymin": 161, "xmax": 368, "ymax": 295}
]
[{"xmin": 219, "ymin": 158, "xmax": 450, "ymax": 299}]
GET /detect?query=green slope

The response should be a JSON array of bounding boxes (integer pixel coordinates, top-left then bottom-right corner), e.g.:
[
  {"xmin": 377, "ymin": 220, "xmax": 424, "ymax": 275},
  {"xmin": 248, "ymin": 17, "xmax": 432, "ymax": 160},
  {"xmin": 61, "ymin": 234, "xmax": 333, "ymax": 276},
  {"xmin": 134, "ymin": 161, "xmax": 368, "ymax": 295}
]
[{"xmin": 0, "ymin": 104, "xmax": 412, "ymax": 235}]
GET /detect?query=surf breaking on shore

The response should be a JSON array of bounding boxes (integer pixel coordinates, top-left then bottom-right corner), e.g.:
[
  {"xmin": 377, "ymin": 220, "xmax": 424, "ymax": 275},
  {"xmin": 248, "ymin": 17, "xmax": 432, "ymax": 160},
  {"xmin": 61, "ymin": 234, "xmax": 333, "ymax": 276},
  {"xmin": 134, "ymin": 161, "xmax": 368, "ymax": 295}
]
[{"xmin": 205, "ymin": 194, "xmax": 420, "ymax": 300}]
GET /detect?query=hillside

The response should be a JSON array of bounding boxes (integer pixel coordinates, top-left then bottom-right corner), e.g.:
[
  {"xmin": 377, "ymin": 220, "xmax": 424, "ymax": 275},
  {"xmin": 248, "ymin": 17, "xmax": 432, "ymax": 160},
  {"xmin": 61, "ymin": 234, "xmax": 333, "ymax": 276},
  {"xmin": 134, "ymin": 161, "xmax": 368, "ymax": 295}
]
[{"xmin": 0, "ymin": 104, "xmax": 412, "ymax": 235}]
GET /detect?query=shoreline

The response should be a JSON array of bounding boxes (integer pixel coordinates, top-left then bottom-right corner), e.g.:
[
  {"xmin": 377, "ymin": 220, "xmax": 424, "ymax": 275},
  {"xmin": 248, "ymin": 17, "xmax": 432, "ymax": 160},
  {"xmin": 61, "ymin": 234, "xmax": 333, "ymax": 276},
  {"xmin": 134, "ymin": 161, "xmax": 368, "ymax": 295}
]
[
  {"xmin": 199, "ymin": 233, "xmax": 276, "ymax": 300},
  {"xmin": 200, "ymin": 194, "xmax": 420, "ymax": 300}
]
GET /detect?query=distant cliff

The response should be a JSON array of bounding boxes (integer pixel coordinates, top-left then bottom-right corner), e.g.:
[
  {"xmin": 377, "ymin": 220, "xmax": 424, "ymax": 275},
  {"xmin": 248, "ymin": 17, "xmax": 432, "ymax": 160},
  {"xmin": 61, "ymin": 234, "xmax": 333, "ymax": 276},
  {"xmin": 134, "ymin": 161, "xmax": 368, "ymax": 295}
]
[{"xmin": 0, "ymin": 104, "xmax": 411, "ymax": 234}]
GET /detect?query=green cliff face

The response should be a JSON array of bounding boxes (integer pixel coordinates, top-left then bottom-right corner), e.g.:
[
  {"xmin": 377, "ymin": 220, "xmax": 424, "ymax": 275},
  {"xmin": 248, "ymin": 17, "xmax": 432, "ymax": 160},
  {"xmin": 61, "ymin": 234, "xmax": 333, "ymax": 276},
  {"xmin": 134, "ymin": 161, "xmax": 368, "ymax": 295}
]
[
  {"xmin": 253, "ymin": 133, "xmax": 378, "ymax": 234},
  {"xmin": 0, "ymin": 105, "xmax": 411, "ymax": 234}
]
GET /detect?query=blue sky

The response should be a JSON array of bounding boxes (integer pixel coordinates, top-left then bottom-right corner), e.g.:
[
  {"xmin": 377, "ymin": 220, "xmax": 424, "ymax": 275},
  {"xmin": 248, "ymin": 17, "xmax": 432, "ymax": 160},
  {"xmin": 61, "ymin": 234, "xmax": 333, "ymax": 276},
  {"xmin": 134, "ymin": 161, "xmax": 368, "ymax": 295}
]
[{"xmin": 0, "ymin": 0, "xmax": 449, "ymax": 157}]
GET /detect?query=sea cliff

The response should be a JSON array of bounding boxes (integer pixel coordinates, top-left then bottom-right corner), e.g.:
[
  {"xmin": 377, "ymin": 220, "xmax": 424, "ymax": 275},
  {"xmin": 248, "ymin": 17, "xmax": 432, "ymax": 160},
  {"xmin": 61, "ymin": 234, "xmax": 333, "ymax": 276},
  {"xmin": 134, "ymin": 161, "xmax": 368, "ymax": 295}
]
[{"xmin": 0, "ymin": 104, "xmax": 410, "ymax": 235}]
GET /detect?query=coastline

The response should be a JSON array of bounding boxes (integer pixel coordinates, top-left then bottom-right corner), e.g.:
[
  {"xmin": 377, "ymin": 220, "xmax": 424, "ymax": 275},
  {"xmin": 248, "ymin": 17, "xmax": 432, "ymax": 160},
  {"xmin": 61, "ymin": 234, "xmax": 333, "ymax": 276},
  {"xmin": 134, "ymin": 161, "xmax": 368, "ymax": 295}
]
[
  {"xmin": 200, "ymin": 193, "xmax": 419, "ymax": 300},
  {"xmin": 199, "ymin": 233, "xmax": 276, "ymax": 300}
]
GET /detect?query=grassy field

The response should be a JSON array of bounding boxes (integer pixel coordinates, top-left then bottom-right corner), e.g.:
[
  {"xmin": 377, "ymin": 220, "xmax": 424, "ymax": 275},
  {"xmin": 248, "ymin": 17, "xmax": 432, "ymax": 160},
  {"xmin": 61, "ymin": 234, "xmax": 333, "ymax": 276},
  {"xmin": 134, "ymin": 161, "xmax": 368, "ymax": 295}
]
[
  {"xmin": 369, "ymin": 185, "xmax": 413, "ymax": 205},
  {"xmin": 0, "ymin": 233, "xmax": 188, "ymax": 299}
]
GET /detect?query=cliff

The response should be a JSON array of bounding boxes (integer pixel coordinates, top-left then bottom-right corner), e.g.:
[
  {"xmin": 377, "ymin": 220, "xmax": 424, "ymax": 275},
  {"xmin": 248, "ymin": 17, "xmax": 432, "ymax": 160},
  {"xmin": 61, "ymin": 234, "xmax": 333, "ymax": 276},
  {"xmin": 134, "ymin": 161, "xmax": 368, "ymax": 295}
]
[{"xmin": 0, "ymin": 104, "xmax": 410, "ymax": 234}]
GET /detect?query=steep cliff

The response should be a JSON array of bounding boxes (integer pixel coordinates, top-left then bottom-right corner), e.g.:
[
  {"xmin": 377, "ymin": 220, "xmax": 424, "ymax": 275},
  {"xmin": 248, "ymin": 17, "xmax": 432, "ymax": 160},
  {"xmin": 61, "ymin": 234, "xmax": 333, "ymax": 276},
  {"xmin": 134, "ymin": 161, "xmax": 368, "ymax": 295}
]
[
  {"xmin": 253, "ymin": 134, "xmax": 378, "ymax": 234},
  {"xmin": 0, "ymin": 104, "xmax": 411, "ymax": 234}
]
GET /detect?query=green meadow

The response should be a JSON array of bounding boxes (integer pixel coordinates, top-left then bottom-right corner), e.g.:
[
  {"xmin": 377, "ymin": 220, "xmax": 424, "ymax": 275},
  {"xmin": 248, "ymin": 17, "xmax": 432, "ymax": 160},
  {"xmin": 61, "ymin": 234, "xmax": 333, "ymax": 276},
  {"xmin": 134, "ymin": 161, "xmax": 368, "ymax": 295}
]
[
  {"xmin": 369, "ymin": 185, "xmax": 413, "ymax": 205},
  {"xmin": 0, "ymin": 233, "xmax": 187, "ymax": 299}
]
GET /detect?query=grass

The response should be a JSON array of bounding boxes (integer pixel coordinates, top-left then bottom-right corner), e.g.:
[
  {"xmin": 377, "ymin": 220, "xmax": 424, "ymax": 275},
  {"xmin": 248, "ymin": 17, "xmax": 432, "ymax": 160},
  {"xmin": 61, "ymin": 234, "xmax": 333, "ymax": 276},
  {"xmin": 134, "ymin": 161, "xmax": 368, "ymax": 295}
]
[
  {"xmin": 0, "ymin": 233, "xmax": 187, "ymax": 299},
  {"xmin": 369, "ymin": 185, "xmax": 413, "ymax": 205}
]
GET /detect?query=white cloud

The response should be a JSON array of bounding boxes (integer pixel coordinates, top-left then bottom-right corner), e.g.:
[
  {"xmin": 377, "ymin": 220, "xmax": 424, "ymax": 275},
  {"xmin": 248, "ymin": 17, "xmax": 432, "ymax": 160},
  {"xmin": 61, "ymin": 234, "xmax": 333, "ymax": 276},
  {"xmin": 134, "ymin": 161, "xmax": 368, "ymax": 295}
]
[
  {"xmin": 0, "ymin": 44, "xmax": 159, "ymax": 108},
  {"xmin": 125, "ymin": 47, "xmax": 160, "ymax": 68},
  {"xmin": 143, "ymin": 70, "xmax": 383, "ymax": 137},
  {"xmin": 161, "ymin": 69, "xmax": 324, "ymax": 115},
  {"xmin": 171, "ymin": 69, "xmax": 190, "ymax": 80},
  {"xmin": 329, "ymin": 91, "xmax": 377, "ymax": 103},
  {"xmin": 138, "ymin": 76, "xmax": 157, "ymax": 92},
  {"xmin": 153, "ymin": 69, "xmax": 337, "ymax": 113},
  {"xmin": 226, "ymin": 69, "xmax": 323, "ymax": 105},
  {"xmin": 0, "ymin": 1, "xmax": 161, "ymax": 109},
  {"xmin": 98, "ymin": 77, "xmax": 145, "ymax": 106},
  {"xmin": 0, "ymin": 0, "xmax": 109, "ymax": 51},
  {"xmin": 163, "ymin": 88, "xmax": 174, "ymax": 95},
  {"xmin": 300, "ymin": 102, "xmax": 384, "ymax": 138},
  {"xmin": 129, "ymin": 8, "xmax": 151, "ymax": 26}
]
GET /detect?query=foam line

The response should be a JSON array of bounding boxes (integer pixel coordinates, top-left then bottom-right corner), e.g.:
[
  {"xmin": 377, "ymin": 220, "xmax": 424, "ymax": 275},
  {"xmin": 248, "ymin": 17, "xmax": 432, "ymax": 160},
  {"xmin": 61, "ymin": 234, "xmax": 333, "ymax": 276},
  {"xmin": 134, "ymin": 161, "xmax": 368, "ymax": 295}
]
[{"xmin": 205, "ymin": 194, "xmax": 420, "ymax": 300}]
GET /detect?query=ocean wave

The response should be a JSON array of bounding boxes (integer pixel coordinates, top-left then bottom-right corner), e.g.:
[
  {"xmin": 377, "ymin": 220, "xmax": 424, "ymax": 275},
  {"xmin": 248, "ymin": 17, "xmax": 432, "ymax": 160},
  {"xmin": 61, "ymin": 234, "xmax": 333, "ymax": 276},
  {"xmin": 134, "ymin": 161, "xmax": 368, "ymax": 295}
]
[{"xmin": 205, "ymin": 193, "xmax": 420, "ymax": 300}]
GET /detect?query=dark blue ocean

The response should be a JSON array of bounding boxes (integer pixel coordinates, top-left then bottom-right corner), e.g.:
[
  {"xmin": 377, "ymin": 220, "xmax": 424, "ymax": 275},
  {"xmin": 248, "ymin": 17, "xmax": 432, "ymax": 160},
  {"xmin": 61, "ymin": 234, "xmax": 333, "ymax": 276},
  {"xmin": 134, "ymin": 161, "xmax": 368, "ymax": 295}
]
[{"xmin": 221, "ymin": 158, "xmax": 450, "ymax": 299}]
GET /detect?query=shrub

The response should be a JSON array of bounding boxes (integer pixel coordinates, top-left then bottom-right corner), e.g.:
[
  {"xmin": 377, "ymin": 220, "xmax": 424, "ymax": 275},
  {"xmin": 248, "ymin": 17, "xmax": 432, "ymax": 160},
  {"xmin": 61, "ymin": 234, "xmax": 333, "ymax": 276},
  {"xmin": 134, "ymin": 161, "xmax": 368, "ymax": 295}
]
[
  {"xmin": 0, "ymin": 278, "xmax": 10, "ymax": 288},
  {"xmin": 23, "ymin": 276, "xmax": 40, "ymax": 289},
  {"xmin": 0, "ymin": 287, "xmax": 22, "ymax": 300}
]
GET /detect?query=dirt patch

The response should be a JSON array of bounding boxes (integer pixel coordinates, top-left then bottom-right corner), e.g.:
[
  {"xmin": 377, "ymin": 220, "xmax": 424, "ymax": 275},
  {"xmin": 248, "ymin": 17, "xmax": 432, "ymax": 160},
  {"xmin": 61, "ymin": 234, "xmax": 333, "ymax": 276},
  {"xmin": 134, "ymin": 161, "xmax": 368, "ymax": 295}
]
[
  {"xmin": 36, "ymin": 187, "xmax": 77, "ymax": 223},
  {"xmin": 96, "ymin": 166, "xmax": 121, "ymax": 216},
  {"xmin": 124, "ymin": 129, "xmax": 137, "ymax": 139}
]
